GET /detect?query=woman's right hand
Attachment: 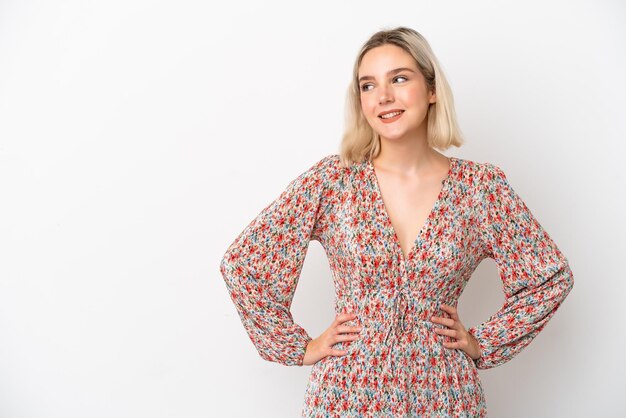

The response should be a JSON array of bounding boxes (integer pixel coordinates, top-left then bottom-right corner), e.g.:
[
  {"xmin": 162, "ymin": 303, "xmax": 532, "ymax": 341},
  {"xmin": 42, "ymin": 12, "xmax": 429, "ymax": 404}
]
[{"xmin": 302, "ymin": 312, "xmax": 362, "ymax": 366}]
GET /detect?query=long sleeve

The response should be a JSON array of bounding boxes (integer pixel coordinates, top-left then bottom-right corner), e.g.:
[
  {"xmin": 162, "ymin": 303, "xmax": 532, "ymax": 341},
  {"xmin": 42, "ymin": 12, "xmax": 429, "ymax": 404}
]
[
  {"xmin": 467, "ymin": 163, "xmax": 574, "ymax": 370},
  {"xmin": 219, "ymin": 155, "xmax": 334, "ymax": 366}
]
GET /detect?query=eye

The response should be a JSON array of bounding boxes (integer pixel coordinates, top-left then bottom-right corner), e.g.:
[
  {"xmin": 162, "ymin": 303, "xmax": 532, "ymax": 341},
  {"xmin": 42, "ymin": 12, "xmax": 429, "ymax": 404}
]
[
  {"xmin": 394, "ymin": 75, "xmax": 408, "ymax": 83},
  {"xmin": 360, "ymin": 75, "xmax": 409, "ymax": 93}
]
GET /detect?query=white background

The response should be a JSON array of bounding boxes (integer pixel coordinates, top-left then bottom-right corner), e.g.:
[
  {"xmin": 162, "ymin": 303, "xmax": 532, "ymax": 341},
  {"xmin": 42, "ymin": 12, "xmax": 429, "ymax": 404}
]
[{"xmin": 1, "ymin": 0, "xmax": 625, "ymax": 417}]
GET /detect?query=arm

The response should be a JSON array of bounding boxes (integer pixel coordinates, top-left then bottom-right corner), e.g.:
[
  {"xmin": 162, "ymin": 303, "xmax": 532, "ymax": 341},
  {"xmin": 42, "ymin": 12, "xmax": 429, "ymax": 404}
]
[
  {"xmin": 219, "ymin": 155, "xmax": 335, "ymax": 366},
  {"xmin": 467, "ymin": 163, "xmax": 574, "ymax": 370}
]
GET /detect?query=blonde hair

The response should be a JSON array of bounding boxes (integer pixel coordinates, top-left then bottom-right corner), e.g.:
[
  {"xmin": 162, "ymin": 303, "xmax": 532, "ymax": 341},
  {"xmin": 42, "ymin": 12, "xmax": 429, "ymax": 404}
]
[{"xmin": 339, "ymin": 26, "xmax": 464, "ymax": 168}]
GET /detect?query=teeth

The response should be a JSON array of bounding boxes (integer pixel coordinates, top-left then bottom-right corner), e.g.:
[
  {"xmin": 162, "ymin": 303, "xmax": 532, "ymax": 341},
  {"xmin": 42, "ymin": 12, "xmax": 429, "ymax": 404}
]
[{"xmin": 381, "ymin": 111, "xmax": 402, "ymax": 119}]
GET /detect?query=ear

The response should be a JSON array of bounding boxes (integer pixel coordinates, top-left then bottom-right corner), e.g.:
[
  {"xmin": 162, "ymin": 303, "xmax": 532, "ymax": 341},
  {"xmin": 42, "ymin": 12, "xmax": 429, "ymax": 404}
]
[{"xmin": 429, "ymin": 89, "xmax": 437, "ymax": 104}]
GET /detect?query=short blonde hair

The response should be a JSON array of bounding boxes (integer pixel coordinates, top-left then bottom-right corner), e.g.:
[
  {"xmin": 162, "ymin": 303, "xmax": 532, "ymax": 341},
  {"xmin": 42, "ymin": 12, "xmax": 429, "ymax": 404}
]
[{"xmin": 339, "ymin": 26, "xmax": 464, "ymax": 168}]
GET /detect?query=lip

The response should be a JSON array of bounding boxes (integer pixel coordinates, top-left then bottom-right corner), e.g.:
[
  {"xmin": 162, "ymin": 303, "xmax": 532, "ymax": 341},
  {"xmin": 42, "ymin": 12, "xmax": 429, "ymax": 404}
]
[{"xmin": 378, "ymin": 109, "xmax": 404, "ymax": 118}]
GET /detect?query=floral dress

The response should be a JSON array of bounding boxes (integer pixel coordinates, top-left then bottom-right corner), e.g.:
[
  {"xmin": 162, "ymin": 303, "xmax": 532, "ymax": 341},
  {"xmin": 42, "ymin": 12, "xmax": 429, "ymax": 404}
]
[{"xmin": 219, "ymin": 154, "xmax": 574, "ymax": 417}]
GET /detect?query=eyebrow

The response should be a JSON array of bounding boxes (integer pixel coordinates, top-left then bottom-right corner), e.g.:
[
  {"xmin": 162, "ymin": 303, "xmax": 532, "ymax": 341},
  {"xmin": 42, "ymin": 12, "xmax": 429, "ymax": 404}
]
[{"xmin": 358, "ymin": 67, "xmax": 416, "ymax": 83}]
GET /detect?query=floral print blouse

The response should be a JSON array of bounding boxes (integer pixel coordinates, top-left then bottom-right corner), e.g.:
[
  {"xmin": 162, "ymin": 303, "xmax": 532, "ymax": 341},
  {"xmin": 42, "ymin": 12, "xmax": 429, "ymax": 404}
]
[{"xmin": 219, "ymin": 154, "xmax": 574, "ymax": 417}]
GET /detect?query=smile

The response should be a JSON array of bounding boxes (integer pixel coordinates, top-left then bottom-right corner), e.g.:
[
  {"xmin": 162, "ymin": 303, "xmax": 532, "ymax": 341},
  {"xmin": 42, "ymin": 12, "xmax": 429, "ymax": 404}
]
[{"xmin": 378, "ymin": 110, "xmax": 404, "ymax": 123}]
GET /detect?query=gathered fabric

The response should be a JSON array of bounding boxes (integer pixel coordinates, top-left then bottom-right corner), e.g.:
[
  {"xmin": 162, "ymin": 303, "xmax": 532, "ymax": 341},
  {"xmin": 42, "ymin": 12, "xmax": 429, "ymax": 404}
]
[{"xmin": 220, "ymin": 154, "xmax": 574, "ymax": 417}]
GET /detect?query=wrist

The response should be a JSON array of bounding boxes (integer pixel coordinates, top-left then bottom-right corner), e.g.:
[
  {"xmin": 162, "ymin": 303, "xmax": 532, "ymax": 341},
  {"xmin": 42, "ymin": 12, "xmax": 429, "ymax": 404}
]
[{"xmin": 468, "ymin": 332, "xmax": 482, "ymax": 360}]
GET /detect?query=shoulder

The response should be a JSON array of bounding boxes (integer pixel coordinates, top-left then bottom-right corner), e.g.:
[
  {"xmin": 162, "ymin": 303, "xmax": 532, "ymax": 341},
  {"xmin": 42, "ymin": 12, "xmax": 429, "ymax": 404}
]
[
  {"xmin": 453, "ymin": 157, "xmax": 507, "ymax": 186},
  {"xmin": 310, "ymin": 153, "xmax": 342, "ymax": 172},
  {"xmin": 449, "ymin": 157, "xmax": 511, "ymax": 203},
  {"xmin": 306, "ymin": 153, "xmax": 349, "ymax": 183},
  {"xmin": 285, "ymin": 154, "xmax": 346, "ymax": 193}
]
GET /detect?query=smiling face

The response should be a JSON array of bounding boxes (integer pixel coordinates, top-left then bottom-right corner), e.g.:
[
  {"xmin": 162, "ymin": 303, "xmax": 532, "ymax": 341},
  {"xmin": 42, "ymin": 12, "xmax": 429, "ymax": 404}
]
[{"xmin": 357, "ymin": 44, "xmax": 436, "ymax": 143}]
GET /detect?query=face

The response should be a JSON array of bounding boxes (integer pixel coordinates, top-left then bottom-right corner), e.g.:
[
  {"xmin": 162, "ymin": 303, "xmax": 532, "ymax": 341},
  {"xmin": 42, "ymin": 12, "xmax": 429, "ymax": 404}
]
[{"xmin": 357, "ymin": 44, "xmax": 436, "ymax": 143}]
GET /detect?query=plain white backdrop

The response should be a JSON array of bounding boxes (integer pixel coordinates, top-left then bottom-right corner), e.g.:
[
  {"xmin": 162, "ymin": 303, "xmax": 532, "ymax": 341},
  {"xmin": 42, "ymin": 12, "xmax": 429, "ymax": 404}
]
[{"xmin": 1, "ymin": 0, "xmax": 625, "ymax": 417}]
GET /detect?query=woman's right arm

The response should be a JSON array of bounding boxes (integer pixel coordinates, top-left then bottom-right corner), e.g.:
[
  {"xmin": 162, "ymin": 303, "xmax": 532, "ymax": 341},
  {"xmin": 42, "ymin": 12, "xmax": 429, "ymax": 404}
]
[{"xmin": 219, "ymin": 155, "xmax": 337, "ymax": 366}]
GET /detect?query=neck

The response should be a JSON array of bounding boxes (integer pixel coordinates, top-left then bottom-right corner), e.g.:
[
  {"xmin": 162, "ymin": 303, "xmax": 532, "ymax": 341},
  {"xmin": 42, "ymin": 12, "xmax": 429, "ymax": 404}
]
[{"xmin": 373, "ymin": 133, "xmax": 444, "ymax": 176}]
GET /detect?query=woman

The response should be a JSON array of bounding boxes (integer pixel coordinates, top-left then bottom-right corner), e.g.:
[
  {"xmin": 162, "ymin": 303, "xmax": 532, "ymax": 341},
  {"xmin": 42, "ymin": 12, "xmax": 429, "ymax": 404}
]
[{"xmin": 220, "ymin": 26, "xmax": 574, "ymax": 417}]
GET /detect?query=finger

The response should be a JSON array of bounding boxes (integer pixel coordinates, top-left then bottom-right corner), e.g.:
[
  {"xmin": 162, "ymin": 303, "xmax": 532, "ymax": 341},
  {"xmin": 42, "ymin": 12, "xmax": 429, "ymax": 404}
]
[
  {"xmin": 336, "ymin": 333, "xmax": 360, "ymax": 342},
  {"xmin": 337, "ymin": 324, "xmax": 363, "ymax": 334},
  {"xmin": 431, "ymin": 316, "xmax": 456, "ymax": 328},
  {"xmin": 330, "ymin": 330, "xmax": 359, "ymax": 343},
  {"xmin": 341, "ymin": 312, "xmax": 359, "ymax": 322},
  {"xmin": 330, "ymin": 348, "xmax": 349, "ymax": 356},
  {"xmin": 439, "ymin": 304, "xmax": 459, "ymax": 320},
  {"xmin": 439, "ymin": 304, "xmax": 455, "ymax": 313},
  {"xmin": 334, "ymin": 312, "xmax": 357, "ymax": 325},
  {"xmin": 344, "ymin": 313, "xmax": 359, "ymax": 322},
  {"xmin": 441, "ymin": 340, "xmax": 462, "ymax": 350},
  {"xmin": 433, "ymin": 327, "xmax": 459, "ymax": 338},
  {"xmin": 336, "ymin": 312, "xmax": 355, "ymax": 320}
]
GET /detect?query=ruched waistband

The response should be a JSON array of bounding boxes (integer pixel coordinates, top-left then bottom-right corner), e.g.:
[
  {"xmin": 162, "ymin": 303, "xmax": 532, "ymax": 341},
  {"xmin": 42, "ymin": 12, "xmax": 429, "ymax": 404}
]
[{"xmin": 359, "ymin": 289, "xmax": 454, "ymax": 329}]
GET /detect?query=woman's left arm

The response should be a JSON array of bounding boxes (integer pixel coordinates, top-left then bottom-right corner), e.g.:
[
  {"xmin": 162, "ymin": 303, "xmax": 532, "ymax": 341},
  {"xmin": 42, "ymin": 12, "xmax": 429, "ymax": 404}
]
[{"xmin": 466, "ymin": 162, "xmax": 575, "ymax": 370}]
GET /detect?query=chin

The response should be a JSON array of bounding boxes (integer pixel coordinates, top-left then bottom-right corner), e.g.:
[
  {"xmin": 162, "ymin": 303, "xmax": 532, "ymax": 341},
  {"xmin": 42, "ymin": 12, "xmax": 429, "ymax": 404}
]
[{"xmin": 377, "ymin": 130, "xmax": 409, "ymax": 141}]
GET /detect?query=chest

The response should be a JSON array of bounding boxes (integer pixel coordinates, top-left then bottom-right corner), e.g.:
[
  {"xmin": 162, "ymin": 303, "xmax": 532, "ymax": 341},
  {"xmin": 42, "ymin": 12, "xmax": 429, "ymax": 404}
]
[{"xmin": 374, "ymin": 173, "xmax": 446, "ymax": 261}]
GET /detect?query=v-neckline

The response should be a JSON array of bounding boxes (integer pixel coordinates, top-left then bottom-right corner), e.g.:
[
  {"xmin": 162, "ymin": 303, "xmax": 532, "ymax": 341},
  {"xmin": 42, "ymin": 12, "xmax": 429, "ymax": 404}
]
[{"xmin": 367, "ymin": 156, "xmax": 456, "ymax": 265}]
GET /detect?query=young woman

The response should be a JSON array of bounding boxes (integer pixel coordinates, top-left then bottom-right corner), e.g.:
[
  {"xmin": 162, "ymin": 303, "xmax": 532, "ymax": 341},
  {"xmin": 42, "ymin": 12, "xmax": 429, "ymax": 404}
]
[{"xmin": 220, "ymin": 26, "xmax": 574, "ymax": 417}]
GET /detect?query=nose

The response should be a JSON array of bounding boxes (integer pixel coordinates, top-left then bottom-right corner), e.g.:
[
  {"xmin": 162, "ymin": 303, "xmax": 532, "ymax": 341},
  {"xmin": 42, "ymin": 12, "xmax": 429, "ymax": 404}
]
[{"xmin": 378, "ymin": 84, "xmax": 394, "ymax": 104}]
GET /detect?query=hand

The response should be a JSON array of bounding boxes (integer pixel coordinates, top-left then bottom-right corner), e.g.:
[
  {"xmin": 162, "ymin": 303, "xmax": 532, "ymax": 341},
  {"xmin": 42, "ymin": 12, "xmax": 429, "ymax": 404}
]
[
  {"xmin": 303, "ymin": 312, "xmax": 362, "ymax": 366},
  {"xmin": 431, "ymin": 304, "xmax": 482, "ymax": 361}
]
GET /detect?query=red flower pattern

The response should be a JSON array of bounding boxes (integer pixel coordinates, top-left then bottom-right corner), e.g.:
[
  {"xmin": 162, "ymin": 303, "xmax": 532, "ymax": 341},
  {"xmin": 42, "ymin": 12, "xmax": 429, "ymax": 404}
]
[{"xmin": 220, "ymin": 154, "xmax": 574, "ymax": 416}]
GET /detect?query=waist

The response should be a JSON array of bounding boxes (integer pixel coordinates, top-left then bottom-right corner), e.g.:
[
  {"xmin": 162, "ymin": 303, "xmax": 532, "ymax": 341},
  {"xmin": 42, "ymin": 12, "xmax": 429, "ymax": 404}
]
[{"xmin": 354, "ymin": 290, "xmax": 456, "ymax": 335}]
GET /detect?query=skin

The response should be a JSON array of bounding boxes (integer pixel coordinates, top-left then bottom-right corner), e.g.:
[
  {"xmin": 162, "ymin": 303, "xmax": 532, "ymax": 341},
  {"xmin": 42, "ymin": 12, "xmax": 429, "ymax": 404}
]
[
  {"xmin": 303, "ymin": 312, "xmax": 362, "ymax": 366},
  {"xmin": 303, "ymin": 43, "xmax": 482, "ymax": 366}
]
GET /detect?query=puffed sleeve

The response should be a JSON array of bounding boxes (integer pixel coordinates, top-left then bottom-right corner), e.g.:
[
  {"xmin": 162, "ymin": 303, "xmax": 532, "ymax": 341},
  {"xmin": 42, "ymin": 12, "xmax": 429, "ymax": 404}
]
[
  {"xmin": 219, "ymin": 155, "xmax": 335, "ymax": 366},
  {"xmin": 466, "ymin": 162, "xmax": 574, "ymax": 370}
]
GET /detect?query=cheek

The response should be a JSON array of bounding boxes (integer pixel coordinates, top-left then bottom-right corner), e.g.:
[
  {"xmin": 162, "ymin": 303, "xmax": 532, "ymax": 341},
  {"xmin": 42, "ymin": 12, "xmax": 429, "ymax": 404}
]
[
  {"xmin": 402, "ymin": 88, "xmax": 428, "ymax": 107},
  {"xmin": 360, "ymin": 96, "xmax": 376, "ymax": 116}
]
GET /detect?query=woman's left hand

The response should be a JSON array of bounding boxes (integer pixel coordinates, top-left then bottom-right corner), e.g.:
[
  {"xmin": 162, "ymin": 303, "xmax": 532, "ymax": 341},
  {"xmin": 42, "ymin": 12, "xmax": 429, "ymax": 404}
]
[{"xmin": 431, "ymin": 304, "xmax": 482, "ymax": 361}]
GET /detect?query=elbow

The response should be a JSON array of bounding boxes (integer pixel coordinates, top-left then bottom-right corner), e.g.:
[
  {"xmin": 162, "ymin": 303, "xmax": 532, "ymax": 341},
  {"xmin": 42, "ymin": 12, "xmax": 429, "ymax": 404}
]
[
  {"xmin": 563, "ymin": 258, "xmax": 574, "ymax": 288},
  {"xmin": 565, "ymin": 265, "xmax": 574, "ymax": 294},
  {"xmin": 219, "ymin": 251, "xmax": 230, "ymax": 280},
  {"xmin": 219, "ymin": 250, "xmax": 231, "ymax": 275},
  {"xmin": 220, "ymin": 242, "xmax": 240, "ymax": 276},
  {"xmin": 558, "ymin": 260, "xmax": 574, "ymax": 301},
  {"xmin": 219, "ymin": 245, "xmax": 241, "ymax": 291}
]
